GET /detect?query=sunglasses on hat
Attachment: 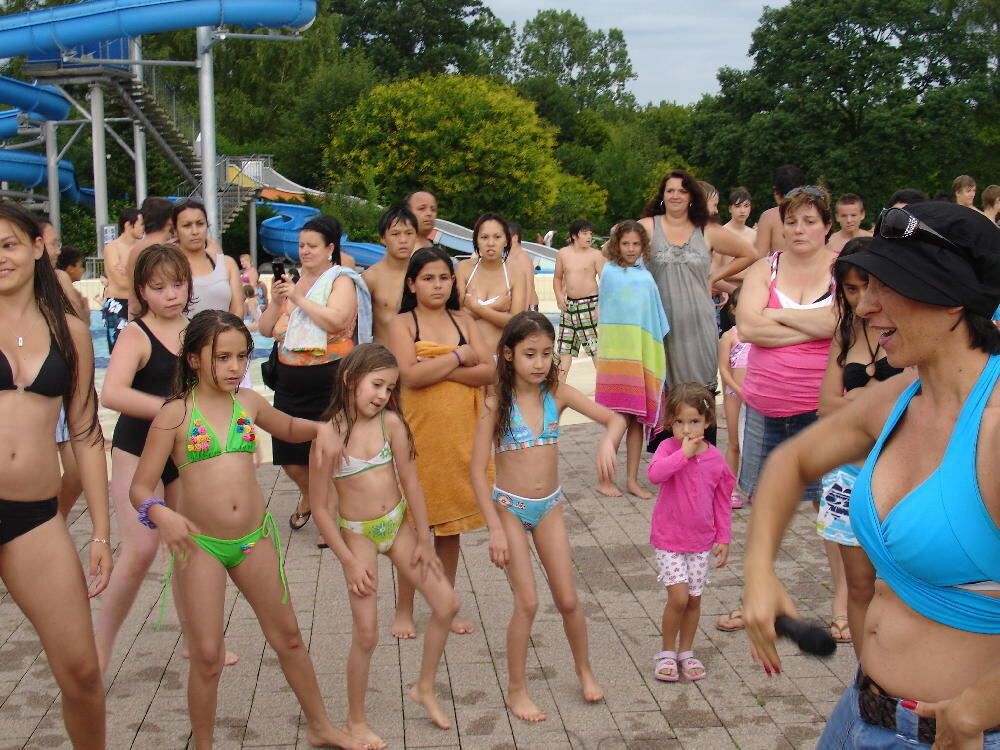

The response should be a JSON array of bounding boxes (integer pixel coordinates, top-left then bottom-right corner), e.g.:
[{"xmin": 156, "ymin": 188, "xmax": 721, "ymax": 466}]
[{"xmin": 875, "ymin": 207, "xmax": 957, "ymax": 250}]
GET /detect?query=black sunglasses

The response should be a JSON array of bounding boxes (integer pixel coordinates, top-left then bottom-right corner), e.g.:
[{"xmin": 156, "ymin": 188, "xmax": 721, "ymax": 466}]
[{"xmin": 875, "ymin": 207, "xmax": 957, "ymax": 249}]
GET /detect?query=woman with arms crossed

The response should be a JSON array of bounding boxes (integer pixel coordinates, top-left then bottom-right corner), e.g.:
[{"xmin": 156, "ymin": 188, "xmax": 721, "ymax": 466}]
[{"xmin": 743, "ymin": 202, "xmax": 1000, "ymax": 749}]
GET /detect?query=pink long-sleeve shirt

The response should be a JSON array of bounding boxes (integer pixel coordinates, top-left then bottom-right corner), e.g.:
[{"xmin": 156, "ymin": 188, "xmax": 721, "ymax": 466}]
[{"xmin": 646, "ymin": 437, "xmax": 736, "ymax": 553}]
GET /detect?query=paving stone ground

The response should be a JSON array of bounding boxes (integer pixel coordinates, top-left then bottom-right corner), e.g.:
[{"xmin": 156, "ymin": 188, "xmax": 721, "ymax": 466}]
[{"xmin": 0, "ymin": 359, "xmax": 855, "ymax": 749}]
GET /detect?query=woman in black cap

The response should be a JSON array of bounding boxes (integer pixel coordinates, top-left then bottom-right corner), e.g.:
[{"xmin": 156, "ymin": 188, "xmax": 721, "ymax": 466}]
[{"xmin": 742, "ymin": 202, "xmax": 1000, "ymax": 749}]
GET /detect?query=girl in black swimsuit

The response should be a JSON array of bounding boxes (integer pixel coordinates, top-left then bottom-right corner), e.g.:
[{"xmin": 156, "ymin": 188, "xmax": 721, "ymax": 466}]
[{"xmin": 0, "ymin": 200, "xmax": 110, "ymax": 747}]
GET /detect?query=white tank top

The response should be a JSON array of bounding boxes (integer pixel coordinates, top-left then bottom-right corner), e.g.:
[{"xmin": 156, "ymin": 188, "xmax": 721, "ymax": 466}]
[{"xmin": 188, "ymin": 253, "xmax": 232, "ymax": 317}]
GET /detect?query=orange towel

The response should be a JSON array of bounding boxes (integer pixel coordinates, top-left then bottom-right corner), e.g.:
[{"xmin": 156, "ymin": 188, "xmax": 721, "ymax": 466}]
[{"xmin": 402, "ymin": 341, "xmax": 490, "ymax": 536}]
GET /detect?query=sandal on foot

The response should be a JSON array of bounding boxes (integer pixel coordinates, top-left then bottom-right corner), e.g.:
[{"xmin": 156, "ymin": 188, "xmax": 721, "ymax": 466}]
[
  {"xmin": 830, "ymin": 615, "xmax": 852, "ymax": 644},
  {"xmin": 730, "ymin": 490, "xmax": 744, "ymax": 509},
  {"xmin": 716, "ymin": 606, "xmax": 745, "ymax": 632},
  {"xmin": 289, "ymin": 509, "xmax": 311, "ymax": 531},
  {"xmin": 653, "ymin": 650, "xmax": 679, "ymax": 682},
  {"xmin": 678, "ymin": 651, "xmax": 706, "ymax": 681}
]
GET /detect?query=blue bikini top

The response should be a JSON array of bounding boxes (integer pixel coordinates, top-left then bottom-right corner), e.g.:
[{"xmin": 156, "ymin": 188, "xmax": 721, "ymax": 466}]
[
  {"xmin": 850, "ymin": 354, "xmax": 1000, "ymax": 633},
  {"xmin": 498, "ymin": 386, "xmax": 559, "ymax": 452}
]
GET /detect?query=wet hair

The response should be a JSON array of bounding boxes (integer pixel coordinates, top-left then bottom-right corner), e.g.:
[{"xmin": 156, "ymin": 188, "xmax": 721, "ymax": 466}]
[
  {"xmin": 118, "ymin": 207, "xmax": 141, "ymax": 232},
  {"xmin": 982, "ymin": 185, "xmax": 1000, "ymax": 209},
  {"xmin": 698, "ymin": 181, "xmax": 718, "ymax": 202},
  {"xmin": 728, "ymin": 187, "xmax": 752, "ymax": 207},
  {"xmin": 171, "ymin": 199, "xmax": 207, "ymax": 231},
  {"xmin": 56, "ymin": 245, "xmax": 83, "ymax": 271},
  {"xmin": 172, "ymin": 310, "xmax": 253, "ymax": 398},
  {"xmin": 243, "ymin": 284, "xmax": 255, "ymax": 299},
  {"xmin": 133, "ymin": 243, "xmax": 194, "ymax": 319},
  {"xmin": 399, "ymin": 246, "xmax": 458, "ymax": 313},
  {"xmin": 961, "ymin": 310, "xmax": 1000, "ymax": 354},
  {"xmin": 139, "ymin": 197, "xmax": 174, "ymax": 234},
  {"xmin": 833, "ymin": 237, "xmax": 872, "ymax": 367},
  {"xmin": 836, "ymin": 193, "xmax": 864, "ymax": 211},
  {"xmin": 507, "ymin": 221, "xmax": 522, "ymax": 241},
  {"xmin": 665, "ymin": 382, "xmax": 716, "ymax": 426},
  {"xmin": 779, "ymin": 185, "xmax": 833, "ymax": 226},
  {"xmin": 0, "ymin": 201, "xmax": 99, "ymax": 443},
  {"xmin": 605, "ymin": 220, "xmax": 650, "ymax": 267},
  {"xmin": 494, "ymin": 312, "xmax": 559, "ymax": 448},
  {"xmin": 642, "ymin": 169, "xmax": 710, "ymax": 227},
  {"xmin": 772, "ymin": 164, "xmax": 807, "ymax": 197},
  {"xmin": 301, "ymin": 214, "xmax": 342, "ymax": 265},
  {"xmin": 321, "ymin": 343, "xmax": 415, "ymax": 460},
  {"xmin": 568, "ymin": 219, "xmax": 592, "ymax": 240},
  {"xmin": 378, "ymin": 206, "xmax": 418, "ymax": 237},
  {"xmin": 473, "ymin": 212, "xmax": 512, "ymax": 256},
  {"xmin": 888, "ymin": 188, "xmax": 927, "ymax": 207},
  {"xmin": 951, "ymin": 174, "xmax": 976, "ymax": 198}
]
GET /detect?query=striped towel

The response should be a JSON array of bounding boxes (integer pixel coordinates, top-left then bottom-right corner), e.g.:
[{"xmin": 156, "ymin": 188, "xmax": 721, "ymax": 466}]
[{"xmin": 595, "ymin": 261, "xmax": 670, "ymax": 425}]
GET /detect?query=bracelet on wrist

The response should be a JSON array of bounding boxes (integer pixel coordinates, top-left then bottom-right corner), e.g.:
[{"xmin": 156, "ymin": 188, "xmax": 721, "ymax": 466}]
[
  {"xmin": 137, "ymin": 497, "xmax": 167, "ymax": 529},
  {"xmin": 452, "ymin": 349, "xmax": 463, "ymax": 366},
  {"xmin": 90, "ymin": 537, "xmax": 110, "ymax": 546}
]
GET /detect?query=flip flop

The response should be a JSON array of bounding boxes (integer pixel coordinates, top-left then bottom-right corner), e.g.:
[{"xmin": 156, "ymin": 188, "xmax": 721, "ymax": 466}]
[
  {"xmin": 716, "ymin": 607, "xmax": 745, "ymax": 632},
  {"xmin": 289, "ymin": 509, "xmax": 311, "ymax": 531},
  {"xmin": 830, "ymin": 615, "xmax": 852, "ymax": 644}
]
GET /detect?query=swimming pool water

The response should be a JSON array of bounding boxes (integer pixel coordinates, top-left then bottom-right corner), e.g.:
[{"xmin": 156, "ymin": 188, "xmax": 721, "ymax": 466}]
[{"xmin": 89, "ymin": 310, "xmax": 273, "ymax": 369}]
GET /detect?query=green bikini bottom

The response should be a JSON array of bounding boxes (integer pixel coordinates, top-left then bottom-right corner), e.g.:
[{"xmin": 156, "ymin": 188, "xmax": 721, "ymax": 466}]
[
  {"xmin": 338, "ymin": 497, "xmax": 407, "ymax": 554},
  {"xmin": 156, "ymin": 511, "xmax": 288, "ymax": 629}
]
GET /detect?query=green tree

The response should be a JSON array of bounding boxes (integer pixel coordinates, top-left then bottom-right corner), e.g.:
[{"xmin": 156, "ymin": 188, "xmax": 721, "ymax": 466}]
[
  {"xmin": 516, "ymin": 10, "xmax": 636, "ymax": 111},
  {"xmin": 327, "ymin": 0, "xmax": 514, "ymax": 79},
  {"xmin": 690, "ymin": 0, "xmax": 998, "ymax": 212},
  {"xmin": 326, "ymin": 75, "xmax": 561, "ymax": 226}
]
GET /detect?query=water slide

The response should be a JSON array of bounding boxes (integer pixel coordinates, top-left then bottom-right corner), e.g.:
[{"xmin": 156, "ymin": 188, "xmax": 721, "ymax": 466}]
[
  {"xmin": 259, "ymin": 202, "xmax": 386, "ymax": 268},
  {"xmin": 0, "ymin": 0, "xmax": 316, "ymax": 201}
]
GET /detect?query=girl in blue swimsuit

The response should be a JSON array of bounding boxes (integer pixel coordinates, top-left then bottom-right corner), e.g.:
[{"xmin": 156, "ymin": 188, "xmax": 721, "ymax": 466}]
[
  {"xmin": 310, "ymin": 343, "xmax": 459, "ymax": 749},
  {"xmin": 470, "ymin": 311, "xmax": 627, "ymax": 722},
  {"xmin": 130, "ymin": 310, "xmax": 369, "ymax": 750}
]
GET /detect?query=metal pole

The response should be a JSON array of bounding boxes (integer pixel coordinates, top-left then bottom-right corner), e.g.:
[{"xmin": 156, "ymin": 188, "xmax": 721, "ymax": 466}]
[
  {"xmin": 90, "ymin": 83, "xmax": 109, "ymax": 257},
  {"xmin": 44, "ymin": 120, "xmax": 61, "ymax": 236},
  {"xmin": 249, "ymin": 199, "xmax": 257, "ymax": 266},
  {"xmin": 196, "ymin": 26, "xmax": 219, "ymax": 240},
  {"xmin": 130, "ymin": 37, "xmax": 148, "ymax": 204}
]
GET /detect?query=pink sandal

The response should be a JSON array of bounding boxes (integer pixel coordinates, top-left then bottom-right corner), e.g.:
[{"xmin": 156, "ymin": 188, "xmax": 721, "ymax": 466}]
[
  {"xmin": 730, "ymin": 490, "xmax": 744, "ymax": 509},
  {"xmin": 653, "ymin": 650, "xmax": 679, "ymax": 682},
  {"xmin": 678, "ymin": 651, "xmax": 706, "ymax": 681}
]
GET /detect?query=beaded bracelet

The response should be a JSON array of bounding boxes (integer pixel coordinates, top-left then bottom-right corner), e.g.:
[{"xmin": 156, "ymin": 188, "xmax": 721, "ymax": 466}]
[
  {"xmin": 90, "ymin": 537, "xmax": 110, "ymax": 546},
  {"xmin": 137, "ymin": 497, "xmax": 167, "ymax": 529}
]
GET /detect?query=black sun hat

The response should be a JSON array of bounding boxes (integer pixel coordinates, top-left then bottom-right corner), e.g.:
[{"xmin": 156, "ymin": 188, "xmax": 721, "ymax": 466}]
[{"xmin": 839, "ymin": 202, "xmax": 1000, "ymax": 317}]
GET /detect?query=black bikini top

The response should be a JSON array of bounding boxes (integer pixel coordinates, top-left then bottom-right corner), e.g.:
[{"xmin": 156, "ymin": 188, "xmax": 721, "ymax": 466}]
[
  {"xmin": 0, "ymin": 335, "xmax": 70, "ymax": 398},
  {"xmin": 411, "ymin": 309, "xmax": 467, "ymax": 346},
  {"xmin": 843, "ymin": 357, "xmax": 901, "ymax": 392}
]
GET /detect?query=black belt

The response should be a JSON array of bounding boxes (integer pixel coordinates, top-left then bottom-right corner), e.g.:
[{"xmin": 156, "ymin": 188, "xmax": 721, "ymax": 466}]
[{"xmin": 857, "ymin": 668, "xmax": 1000, "ymax": 744}]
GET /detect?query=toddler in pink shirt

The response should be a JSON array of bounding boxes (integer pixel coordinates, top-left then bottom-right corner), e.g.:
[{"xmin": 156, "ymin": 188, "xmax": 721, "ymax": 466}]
[{"xmin": 647, "ymin": 383, "xmax": 735, "ymax": 682}]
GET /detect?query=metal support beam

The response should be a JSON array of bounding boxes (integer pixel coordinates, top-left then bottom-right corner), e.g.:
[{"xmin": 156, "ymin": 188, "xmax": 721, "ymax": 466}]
[
  {"xmin": 130, "ymin": 37, "xmax": 148, "ymax": 203},
  {"xmin": 89, "ymin": 83, "xmax": 109, "ymax": 257},
  {"xmin": 249, "ymin": 199, "xmax": 257, "ymax": 266},
  {"xmin": 44, "ymin": 120, "xmax": 60, "ymax": 236},
  {"xmin": 197, "ymin": 26, "xmax": 219, "ymax": 240}
]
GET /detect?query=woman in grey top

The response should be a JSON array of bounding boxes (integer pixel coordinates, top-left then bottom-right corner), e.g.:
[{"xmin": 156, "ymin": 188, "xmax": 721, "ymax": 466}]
[
  {"xmin": 640, "ymin": 170, "xmax": 756, "ymax": 392},
  {"xmin": 172, "ymin": 200, "xmax": 243, "ymax": 318}
]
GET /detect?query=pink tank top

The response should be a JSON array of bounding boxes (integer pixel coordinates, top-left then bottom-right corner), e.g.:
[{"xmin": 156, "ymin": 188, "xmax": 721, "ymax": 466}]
[{"xmin": 741, "ymin": 253, "xmax": 833, "ymax": 417}]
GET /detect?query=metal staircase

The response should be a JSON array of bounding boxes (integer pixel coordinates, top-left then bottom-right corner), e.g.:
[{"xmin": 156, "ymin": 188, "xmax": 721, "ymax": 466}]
[{"xmin": 186, "ymin": 156, "xmax": 266, "ymax": 233}]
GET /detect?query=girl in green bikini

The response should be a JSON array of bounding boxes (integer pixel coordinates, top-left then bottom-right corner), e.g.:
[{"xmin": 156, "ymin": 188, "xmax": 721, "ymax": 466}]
[
  {"xmin": 309, "ymin": 343, "xmax": 460, "ymax": 750},
  {"xmin": 130, "ymin": 310, "xmax": 369, "ymax": 750}
]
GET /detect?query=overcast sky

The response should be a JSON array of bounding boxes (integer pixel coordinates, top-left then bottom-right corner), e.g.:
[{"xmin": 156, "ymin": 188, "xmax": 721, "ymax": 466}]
[{"xmin": 487, "ymin": 0, "xmax": 786, "ymax": 106}]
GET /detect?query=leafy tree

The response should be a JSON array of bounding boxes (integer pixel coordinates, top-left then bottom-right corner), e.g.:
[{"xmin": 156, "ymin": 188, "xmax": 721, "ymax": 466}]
[
  {"xmin": 516, "ymin": 10, "xmax": 636, "ymax": 112},
  {"xmin": 690, "ymin": 0, "xmax": 999, "ymax": 213},
  {"xmin": 327, "ymin": 0, "xmax": 514, "ymax": 79},
  {"xmin": 540, "ymin": 172, "xmax": 607, "ymax": 236},
  {"xmin": 326, "ymin": 75, "xmax": 561, "ymax": 226}
]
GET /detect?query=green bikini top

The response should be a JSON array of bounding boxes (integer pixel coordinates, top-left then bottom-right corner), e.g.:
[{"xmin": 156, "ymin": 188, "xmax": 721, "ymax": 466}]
[{"xmin": 178, "ymin": 392, "xmax": 257, "ymax": 468}]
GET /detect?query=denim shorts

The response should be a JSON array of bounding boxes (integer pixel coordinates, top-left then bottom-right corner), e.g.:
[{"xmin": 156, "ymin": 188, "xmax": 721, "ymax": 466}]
[
  {"xmin": 818, "ymin": 673, "xmax": 1000, "ymax": 749},
  {"xmin": 738, "ymin": 403, "xmax": 821, "ymax": 501}
]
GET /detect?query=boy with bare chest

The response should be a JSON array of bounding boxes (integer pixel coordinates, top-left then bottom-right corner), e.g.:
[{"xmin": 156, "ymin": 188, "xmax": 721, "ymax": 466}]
[
  {"xmin": 554, "ymin": 219, "xmax": 605, "ymax": 380},
  {"xmin": 364, "ymin": 207, "xmax": 418, "ymax": 344}
]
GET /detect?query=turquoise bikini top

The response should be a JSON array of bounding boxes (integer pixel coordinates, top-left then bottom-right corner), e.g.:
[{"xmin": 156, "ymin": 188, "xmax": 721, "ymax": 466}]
[
  {"xmin": 498, "ymin": 386, "xmax": 559, "ymax": 452},
  {"xmin": 851, "ymin": 354, "xmax": 1000, "ymax": 633},
  {"xmin": 178, "ymin": 392, "xmax": 257, "ymax": 468}
]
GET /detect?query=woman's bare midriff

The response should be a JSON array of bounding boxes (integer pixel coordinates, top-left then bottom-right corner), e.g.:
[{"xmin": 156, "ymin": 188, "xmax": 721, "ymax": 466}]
[
  {"xmin": 862, "ymin": 580, "xmax": 1000, "ymax": 702},
  {"xmin": 176, "ymin": 455, "xmax": 268, "ymax": 538},
  {"xmin": 0, "ymin": 398, "xmax": 63, "ymax": 500}
]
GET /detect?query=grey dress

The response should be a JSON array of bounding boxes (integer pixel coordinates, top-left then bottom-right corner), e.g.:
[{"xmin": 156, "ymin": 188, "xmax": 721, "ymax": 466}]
[{"xmin": 648, "ymin": 218, "xmax": 718, "ymax": 390}]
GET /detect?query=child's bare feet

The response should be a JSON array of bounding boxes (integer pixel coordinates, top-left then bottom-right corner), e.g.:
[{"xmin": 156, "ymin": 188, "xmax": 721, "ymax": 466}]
[
  {"xmin": 345, "ymin": 721, "xmax": 387, "ymax": 750},
  {"xmin": 181, "ymin": 647, "xmax": 239, "ymax": 666},
  {"xmin": 391, "ymin": 611, "xmax": 416, "ymax": 639},
  {"xmin": 626, "ymin": 481, "xmax": 653, "ymax": 499},
  {"xmin": 579, "ymin": 669, "xmax": 605, "ymax": 702},
  {"xmin": 450, "ymin": 615, "xmax": 474, "ymax": 635},
  {"xmin": 595, "ymin": 480, "xmax": 623, "ymax": 497},
  {"xmin": 308, "ymin": 721, "xmax": 373, "ymax": 749},
  {"xmin": 506, "ymin": 688, "xmax": 546, "ymax": 722},
  {"xmin": 409, "ymin": 684, "xmax": 451, "ymax": 729}
]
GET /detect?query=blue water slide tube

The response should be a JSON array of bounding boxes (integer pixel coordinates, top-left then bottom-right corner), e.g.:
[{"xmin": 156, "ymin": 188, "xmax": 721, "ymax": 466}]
[
  {"xmin": 259, "ymin": 202, "xmax": 386, "ymax": 267},
  {"xmin": 0, "ymin": 0, "xmax": 317, "ymax": 58},
  {"xmin": 0, "ymin": 79, "xmax": 70, "ymax": 122},
  {"xmin": 0, "ymin": 110, "xmax": 21, "ymax": 140},
  {"xmin": 0, "ymin": 149, "xmax": 94, "ymax": 205}
]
